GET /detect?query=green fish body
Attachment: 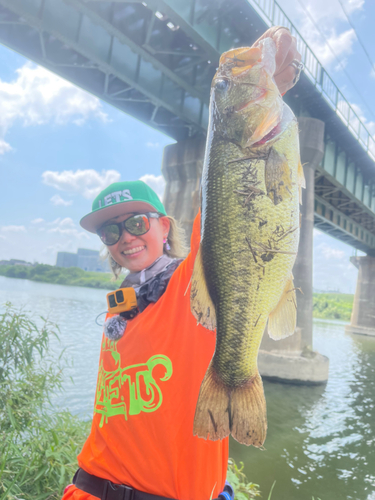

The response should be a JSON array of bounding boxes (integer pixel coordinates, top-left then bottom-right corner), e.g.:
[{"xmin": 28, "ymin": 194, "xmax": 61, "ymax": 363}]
[{"xmin": 191, "ymin": 40, "xmax": 304, "ymax": 446}]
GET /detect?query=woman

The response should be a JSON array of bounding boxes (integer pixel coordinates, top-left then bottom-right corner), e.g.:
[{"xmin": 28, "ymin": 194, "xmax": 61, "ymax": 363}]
[{"xmin": 62, "ymin": 26, "xmax": 302, "ymax": 500}]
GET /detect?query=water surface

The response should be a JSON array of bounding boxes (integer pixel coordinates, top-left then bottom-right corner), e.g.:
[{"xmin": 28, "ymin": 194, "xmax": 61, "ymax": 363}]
[{"xmin": 1, "ymin": 276, "xmax": 374, "ymax": 499}]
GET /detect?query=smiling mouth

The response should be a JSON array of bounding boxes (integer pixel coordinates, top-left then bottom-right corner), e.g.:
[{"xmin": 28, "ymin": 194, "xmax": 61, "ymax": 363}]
[{"xmin": 122, "ymin": 246, "xmax": 145, "ymax": 256}]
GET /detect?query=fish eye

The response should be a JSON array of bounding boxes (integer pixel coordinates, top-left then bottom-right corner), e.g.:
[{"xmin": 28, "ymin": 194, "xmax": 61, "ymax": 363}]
[{"xmin": 215, "ymin": 79, "xmax": 230, "ymax": 92}]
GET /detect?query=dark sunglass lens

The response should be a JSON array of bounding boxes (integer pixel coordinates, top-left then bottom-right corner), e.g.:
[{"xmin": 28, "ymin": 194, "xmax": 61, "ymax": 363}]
[
  {"xmin": 99, "ymin": 224, "xmax": 120, "ymax": 245},
  {"xmin": 125, "ymin": 214, "xmax": 150, "ymax": 235}
]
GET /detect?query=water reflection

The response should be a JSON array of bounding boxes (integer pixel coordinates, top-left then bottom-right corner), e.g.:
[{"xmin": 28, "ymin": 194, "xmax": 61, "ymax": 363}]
[
  {"xmin": 231, "ymin": 320, "xmax": 375, "ymax": 499},
  {"xmin": 1, "ymin": 277, "xmax": 374, "ymax": 499}
]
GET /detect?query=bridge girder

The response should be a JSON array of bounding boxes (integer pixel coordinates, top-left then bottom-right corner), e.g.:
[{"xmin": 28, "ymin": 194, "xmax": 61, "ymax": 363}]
[{"xmin": 0, "ymin": 0, "xmax": 375, "ymax": 254}]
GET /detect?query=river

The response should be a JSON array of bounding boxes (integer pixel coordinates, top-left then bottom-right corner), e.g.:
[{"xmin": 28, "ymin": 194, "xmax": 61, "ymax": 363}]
[{"xmin": 1, "ymin": 276, "xmax": 374, "ymax": 500}]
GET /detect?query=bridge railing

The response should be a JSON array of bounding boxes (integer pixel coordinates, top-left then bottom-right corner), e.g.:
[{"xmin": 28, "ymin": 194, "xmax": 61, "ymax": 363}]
[{"xmin": 250, "ymin": 0, "xmax": 375, "ymax": 162}]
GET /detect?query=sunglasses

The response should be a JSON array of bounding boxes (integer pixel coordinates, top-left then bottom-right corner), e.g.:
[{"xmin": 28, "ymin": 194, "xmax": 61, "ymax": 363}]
[{"xmin": 97, "ymin": 212, "xmax": 161, "ymax": 246}]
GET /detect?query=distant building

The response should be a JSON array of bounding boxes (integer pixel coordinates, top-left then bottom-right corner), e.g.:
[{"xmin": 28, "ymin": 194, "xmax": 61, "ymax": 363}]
[
  {"xmin": 56, "ymin": 248, "xmax": 109, "ymax": 272},
  {"xmin": 56, "ymin": 252, "xmax": 78, "ymax": 268}
]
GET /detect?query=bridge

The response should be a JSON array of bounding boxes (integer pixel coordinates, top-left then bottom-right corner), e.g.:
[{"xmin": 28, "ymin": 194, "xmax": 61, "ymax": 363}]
[{"xmin": 0, "ymin": 0, "xmax": 374, "ymax": 378}]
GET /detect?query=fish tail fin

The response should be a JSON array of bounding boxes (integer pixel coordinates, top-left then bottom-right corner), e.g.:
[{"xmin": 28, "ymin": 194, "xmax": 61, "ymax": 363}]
[
  {"xmin": 193, "ymin": 365, "xmax": 267, "ymax": 447},
  {"xmin": 230, "ymin": 372, "xmax": 267, "ymax": 447},
  {"xmin": 193, "ymin": 363, "xmax": 230, "ymax": 441}
]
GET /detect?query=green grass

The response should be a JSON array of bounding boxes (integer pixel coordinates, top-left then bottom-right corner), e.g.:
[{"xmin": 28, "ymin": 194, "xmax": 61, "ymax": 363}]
[
  {"xmin": 0, "ymin": 264, "xmax": 123, "ymax": 290},
  {"xmin": 312, "ymin": 292, "xmax": 354, "ymax": 321}
]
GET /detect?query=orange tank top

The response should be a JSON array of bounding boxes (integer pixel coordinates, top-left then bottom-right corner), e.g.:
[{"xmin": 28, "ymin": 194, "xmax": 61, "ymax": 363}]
[{"xmin": 77, "ymin": 213, "xmax": 228, "ymax": 500}]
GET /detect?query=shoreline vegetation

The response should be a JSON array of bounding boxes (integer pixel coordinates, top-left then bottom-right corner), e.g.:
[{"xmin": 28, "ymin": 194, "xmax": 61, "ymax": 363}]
[
  {"xmin": 0, "ymin": 263, "xmax": 124, "ymax": 290},
  {"xmin": 0, "ymin": 264, "xmax": 354, "ymax": 321}
]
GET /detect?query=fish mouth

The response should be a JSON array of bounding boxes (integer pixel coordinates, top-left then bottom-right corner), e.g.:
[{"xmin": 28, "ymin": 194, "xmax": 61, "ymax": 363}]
[{"xmin": 219, "ymin": 47, "xmax": 262, "ymax": 76}]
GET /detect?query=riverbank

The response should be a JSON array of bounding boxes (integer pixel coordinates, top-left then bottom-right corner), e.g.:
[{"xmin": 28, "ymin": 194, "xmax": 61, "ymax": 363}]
[
  {"xmin": 0, "ymin": 264, "xmax": 354, "ymax": 321},
  {"xmin": 312, "ymin": 292, "xmax": 353, "ymax": 321}
]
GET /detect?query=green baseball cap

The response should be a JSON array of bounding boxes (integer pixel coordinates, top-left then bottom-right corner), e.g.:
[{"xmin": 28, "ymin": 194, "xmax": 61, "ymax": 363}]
[{"xmin": 80, "ymin": 180, "xmax": 167, "ymax": 233}]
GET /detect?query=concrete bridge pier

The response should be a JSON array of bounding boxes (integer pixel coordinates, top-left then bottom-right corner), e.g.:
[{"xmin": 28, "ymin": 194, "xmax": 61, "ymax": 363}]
[
  {"xmin": 162, "ymin": 136, "xmax": 205, "ymax": 244},
  {"xmin": 345, "ymin": 256, "xmax": 375, "ymax": 336}
]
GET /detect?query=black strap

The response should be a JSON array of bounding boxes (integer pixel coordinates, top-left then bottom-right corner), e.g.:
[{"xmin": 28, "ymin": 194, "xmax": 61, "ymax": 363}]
[{"xmin": 73, "ymin": 468, "xmax": 177, "ymax": 500}]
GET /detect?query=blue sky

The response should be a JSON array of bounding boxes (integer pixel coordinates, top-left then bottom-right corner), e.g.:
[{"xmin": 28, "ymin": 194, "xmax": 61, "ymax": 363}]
[{"xmin": 1, "ymin": 0, "xmax": 374, "ymax": 294}]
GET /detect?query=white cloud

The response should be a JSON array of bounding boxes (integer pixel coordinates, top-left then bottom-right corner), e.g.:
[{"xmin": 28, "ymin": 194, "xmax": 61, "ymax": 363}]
[
  {"xmin": 321, "ymin": 245, "xmax": 345, "ymax": 260},
  {"xmin": 49, "ymin": 227, "xmax": 89, "ymax": 238},
  {"xmin": 146, "ymin": 142, "xmax": 160, "ymax": 149},
  {"xmin": 50, "ymin": 194, "xmax": 73, "ymax": 206},
  {"xmin": 303, "ymin": 24, "xmax": 356, "ymax": 69},
  {"xmin": 41, "ymin": 217, "xmax": 90, "ymax": 242},
  {"xmin": 0, "ymin": 217, "xmax": 100, "ymax": 265},
  {"xmin": 139, "ymin": 174, "xmax": 166, "ymax": 201},
  {"xmin": 47, "ymin": 217, "xmax": 87, "ymax": 238},
  {"xmin": 277, "ymin": 0, "xmax": 361, "ymax": 71},
  {"xmin": 0, "ymin": 62, "xmax": 109, "ymax": 154},
  {"xmin": 0, "ymin": 139, "xmax": 12, "ymax": 154},
  {"xmin": 49, "ymin": 218, "xmax": 61, "ymax": 226},
  {"xmin": 349, "ymin": 103, "xmax": 375, "ymax": 135},
  {"xmin": 321, "ymin": 29, "xmax": 356, "ymax": 67},
  {"xmin": 338, "ymin": 101, "xmax": 375, "ymax": 152},
  {"xmin": 342, "ymin": 0, "xmax": 364, "ymax": 15},
  {"xmin": 42, "ymin": 169, "xmax": 121, "ymax": 199},
  {"xmin": 59, "ymin": 218, "xmax": 75, "ymax": 228},
  {"xmin": 1, "ymin": 225, "xmax": 26, "ymax": 232},
  {"xmin": 31, "ymin": 218, "xmax": 45, "ymax": 224}
]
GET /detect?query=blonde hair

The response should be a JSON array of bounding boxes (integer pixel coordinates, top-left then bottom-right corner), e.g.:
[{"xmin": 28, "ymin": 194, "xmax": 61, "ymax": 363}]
[{"xmin": 104, "ymin": 215, "xmax": 188, "ymax": 280}]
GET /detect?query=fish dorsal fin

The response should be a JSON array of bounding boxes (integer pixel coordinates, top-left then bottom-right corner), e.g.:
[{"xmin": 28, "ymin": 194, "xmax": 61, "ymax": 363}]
[
  {"xmin": 190, "ymin": 247, "xmax": 216, "ymax": 331},
  {"xmin": 268, "ymin": 275, "xmax": 296, "ymax": 340},
  {"xmin": 298, "ymin": 161, "xmax": 306, "ymax": 205}
]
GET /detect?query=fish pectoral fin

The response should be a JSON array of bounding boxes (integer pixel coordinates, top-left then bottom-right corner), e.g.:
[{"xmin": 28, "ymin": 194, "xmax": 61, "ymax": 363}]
[
  {"xmin": 268, "ymin": 276, "xmax": 297, "ymax": 340},
  {"xmin": 190, "ymin": 247, "xmax": 216, "ymax": 330},
  {"xmin": 298, "ymin": 161, "xmax": 306, "ymax": 205}
]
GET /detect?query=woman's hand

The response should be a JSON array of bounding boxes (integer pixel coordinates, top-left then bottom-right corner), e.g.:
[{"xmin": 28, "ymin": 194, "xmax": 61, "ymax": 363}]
[{"xmin": 253, "ymin": 26, "xmax": 303, "ymax": 95}]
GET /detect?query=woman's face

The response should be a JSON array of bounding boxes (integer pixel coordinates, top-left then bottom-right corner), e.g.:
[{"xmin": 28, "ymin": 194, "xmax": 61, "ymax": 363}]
[{"xmin": 104, "ymin": 209, "xmax": 170, "ymax": 273}]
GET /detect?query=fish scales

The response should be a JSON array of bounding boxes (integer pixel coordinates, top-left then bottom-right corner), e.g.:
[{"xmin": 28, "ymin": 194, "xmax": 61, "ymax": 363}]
[
  {"xmin": 202, "ymin": 138, "xmax": 299, "ymax": 383},
  {"xmin": 191, "ymin": 39, "xmax": 303, "ymax": 446}
]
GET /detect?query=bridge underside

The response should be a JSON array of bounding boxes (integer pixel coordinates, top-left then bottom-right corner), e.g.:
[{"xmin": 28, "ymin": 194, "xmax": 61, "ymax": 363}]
[
  {"xmin": 314, "ymin": 168, "xmax": 375, "ymax": 255},
  {"xmin": 0, "ymin": 0, "xmax": 375, "ymax": 254},
  {"xmin": 0, "ymin": 0, "xmax": 215, "ymax": 140}
]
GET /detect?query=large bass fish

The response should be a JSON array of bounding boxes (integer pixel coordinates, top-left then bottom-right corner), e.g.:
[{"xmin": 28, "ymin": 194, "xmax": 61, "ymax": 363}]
[{"xmin": 191, "ymin": 38, "xmax": 305, "ymax": 447}]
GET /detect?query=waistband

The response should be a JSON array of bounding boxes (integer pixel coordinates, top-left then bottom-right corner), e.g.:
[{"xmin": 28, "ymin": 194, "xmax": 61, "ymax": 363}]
[
  {"xmin": 73, "ymin": 468, "xmax": 176, "ymax": 500},
  {"xmin": 73, "ymin": 468, "xmax": 233, "ymax": 500}
]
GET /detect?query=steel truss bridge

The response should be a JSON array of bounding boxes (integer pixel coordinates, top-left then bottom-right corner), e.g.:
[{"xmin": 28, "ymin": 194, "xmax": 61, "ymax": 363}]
[{"xmin": 1, "ymin": 0, "xmax": 375, "ymax": 255}]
